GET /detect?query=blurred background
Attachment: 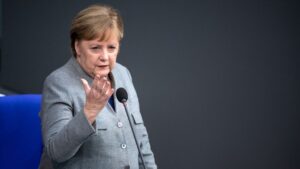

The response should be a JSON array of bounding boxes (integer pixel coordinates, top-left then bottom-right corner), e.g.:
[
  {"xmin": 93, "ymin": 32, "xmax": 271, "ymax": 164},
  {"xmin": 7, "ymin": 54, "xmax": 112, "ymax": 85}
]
[{"xmin": 0, "ymin": 0, "xmax": 299, "ymax": 168}]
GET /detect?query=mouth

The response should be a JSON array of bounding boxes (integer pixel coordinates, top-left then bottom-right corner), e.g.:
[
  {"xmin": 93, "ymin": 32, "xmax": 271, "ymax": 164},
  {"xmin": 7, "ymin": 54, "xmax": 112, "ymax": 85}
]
[{"xmin": 97, "ymin": 65, "xmax": 109, "ymax": 68}]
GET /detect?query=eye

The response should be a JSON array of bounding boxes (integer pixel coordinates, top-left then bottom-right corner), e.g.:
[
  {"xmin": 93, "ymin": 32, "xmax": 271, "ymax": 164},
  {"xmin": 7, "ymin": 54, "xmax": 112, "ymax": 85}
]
[
  {"xmin": 90, "ymin": 46, "xmax": 100, "ymax": 50},
  {"xmin": 108, "ymin": 45, "xmax": 117, "ymax": 52},
  {"xmin": 108, "ymin": 45, "xmax": 116, "ymax": 49}
]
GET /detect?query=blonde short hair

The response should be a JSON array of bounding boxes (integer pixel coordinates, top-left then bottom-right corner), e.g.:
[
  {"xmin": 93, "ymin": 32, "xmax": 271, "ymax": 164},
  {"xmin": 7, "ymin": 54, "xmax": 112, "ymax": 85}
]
[{"xmin": 70, "ymin": 4, "xmax": 124, "ymax": 57}]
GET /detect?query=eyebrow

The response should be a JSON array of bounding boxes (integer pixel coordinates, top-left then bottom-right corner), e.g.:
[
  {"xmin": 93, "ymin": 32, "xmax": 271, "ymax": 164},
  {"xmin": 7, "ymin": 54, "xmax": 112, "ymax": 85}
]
[{"xmin": 88, "ymin": 43, "xmax": 118, "ymax": 47}]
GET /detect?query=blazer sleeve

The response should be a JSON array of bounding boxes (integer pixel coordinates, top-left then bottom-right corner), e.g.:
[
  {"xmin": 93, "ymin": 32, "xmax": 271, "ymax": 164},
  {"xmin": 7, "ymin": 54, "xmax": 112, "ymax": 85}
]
[
  {"xmin": 41, "ymin": 74, "xmax": 96, "ymax": 163},
  {"xmin": 124, "ymin": 68, "xmax": 158, "ymax": 169}
]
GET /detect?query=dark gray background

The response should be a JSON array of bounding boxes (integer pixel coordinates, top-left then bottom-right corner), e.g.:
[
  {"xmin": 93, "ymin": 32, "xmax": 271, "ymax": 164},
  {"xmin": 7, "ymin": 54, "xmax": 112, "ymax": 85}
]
[{"xmin": 1, "ymin": 0, "xmax": 299, "ymax": 169}]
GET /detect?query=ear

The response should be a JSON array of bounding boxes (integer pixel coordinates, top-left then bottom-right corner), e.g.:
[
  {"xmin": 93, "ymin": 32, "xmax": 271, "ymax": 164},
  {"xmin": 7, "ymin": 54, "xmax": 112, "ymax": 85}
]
[{"xmin": 75, "ymin": 40, "xmax": 81, "ymax": 56}]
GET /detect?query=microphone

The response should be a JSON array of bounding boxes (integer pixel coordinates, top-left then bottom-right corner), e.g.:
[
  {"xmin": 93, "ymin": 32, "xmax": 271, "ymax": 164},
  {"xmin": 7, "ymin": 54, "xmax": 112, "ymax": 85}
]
[
  {"xmin": 116, "ymin": 87, "xmax": 128, "ymax": 103},
  {"xmin": 116, "ymin": 88, "xmax": 147, "ymax": 169}
]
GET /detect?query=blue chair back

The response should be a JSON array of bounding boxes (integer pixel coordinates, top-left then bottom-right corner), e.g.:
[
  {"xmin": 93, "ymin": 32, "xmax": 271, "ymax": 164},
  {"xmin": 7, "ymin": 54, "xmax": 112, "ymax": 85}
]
[{"xmin": 0, "ymin": 94, "xmax": 42, "ymax": 169}]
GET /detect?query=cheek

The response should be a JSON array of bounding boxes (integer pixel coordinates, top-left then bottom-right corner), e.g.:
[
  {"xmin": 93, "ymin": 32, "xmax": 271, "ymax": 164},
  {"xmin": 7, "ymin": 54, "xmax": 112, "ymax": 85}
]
[
  {"xmin": 85, "ymin": 52, "xmax": 98, "ymax": 64},
  {"xmin": 110, "ymin": 54, "xmax": 118, "ymax": 67},
  {"xmin": 82, "ymin": 54, "xmax": 98, "ymax": 72}
]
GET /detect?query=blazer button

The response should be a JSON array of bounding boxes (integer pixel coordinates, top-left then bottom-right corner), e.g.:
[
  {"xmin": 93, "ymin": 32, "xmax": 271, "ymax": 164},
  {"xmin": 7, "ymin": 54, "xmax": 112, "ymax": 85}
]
[
  {"xmin": 117, "ymin": 121, "xmax": 123, "ymax": 128},
  {"xmin": 121, "ymin": 144, "xmax": 127, "ymax": 149},
  {"xmin": 124, "ymin": 165, "xmax": 130, "ymax": 169}
]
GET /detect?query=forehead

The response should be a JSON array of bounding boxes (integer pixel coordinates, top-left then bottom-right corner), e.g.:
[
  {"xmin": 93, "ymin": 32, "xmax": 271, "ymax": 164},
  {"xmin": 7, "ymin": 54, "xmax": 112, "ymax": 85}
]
[{"xmin": 93, "ymin": 27, "xmax": 120, "ymax": 42}]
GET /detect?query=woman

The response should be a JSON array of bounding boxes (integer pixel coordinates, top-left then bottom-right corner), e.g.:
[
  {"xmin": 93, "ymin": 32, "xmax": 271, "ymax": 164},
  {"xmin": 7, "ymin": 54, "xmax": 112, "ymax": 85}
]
[{"xmin": 39, "ymin": 4, "xmax": 157, "ymax": 169}]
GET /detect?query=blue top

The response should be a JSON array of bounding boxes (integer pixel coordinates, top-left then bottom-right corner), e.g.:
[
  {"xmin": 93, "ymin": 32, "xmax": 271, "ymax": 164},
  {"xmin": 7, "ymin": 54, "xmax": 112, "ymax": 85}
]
[{"xmin": 108, "ymin": 96, "xmax": 115, "ymax": 111}]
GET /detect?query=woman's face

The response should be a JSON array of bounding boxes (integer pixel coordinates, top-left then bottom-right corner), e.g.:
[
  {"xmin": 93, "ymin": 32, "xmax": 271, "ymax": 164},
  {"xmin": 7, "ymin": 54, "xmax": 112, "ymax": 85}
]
[{"xmin": 75, "ymin": 33, "xmax": 119, "ymax": 78}]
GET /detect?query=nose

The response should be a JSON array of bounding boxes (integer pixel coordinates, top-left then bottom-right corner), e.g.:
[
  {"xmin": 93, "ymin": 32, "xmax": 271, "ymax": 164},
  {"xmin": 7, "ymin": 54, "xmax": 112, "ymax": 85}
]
[{"xmin": 99, "ymin": 48, "xmax": 109, "ymax": 62}]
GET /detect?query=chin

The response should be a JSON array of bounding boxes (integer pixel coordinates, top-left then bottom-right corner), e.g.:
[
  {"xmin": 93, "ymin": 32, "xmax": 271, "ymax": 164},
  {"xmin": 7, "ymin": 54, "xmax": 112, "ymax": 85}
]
[{"xmin": 95, "ymin": 70, "xmax": 110, "ymax": 77}]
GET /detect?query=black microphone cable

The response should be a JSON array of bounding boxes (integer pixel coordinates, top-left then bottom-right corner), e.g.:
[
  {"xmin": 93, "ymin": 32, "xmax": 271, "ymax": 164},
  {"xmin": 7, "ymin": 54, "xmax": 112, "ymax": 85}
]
[{"xmin": 116, "ymin": 87, "xmax": 147, "ymax": 169}]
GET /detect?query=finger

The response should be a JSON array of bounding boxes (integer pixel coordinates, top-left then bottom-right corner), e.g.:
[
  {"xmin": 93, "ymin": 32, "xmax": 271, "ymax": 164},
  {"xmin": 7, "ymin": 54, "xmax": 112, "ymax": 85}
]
[
  {"xmin": 94, "ymin": 74, "xmax": 107, "ymax": 82},
  {"xmin": 95, "ymin": 74, "xmax": 101, "ymax": 79},
  {"xmin": 103, "ymin": 82, "xmax": 114, "ymax": 98},
  {"xmin": 81, "ymin": 78, "xmax": 91, "ymax": 95},
  {"xmin": 91, "ymin": 75, "xmax": 104, "ymax": 93},
  {"xmin": 92, "ymin": 77, "xmax": 101, "ymax": 93},
  {"xmin": 102, "ymin": 80, "xmax": 111, "ymax": 94},
  {"xmin": 91, "ymin": 75, "xmax": 100, "ymax": 90},
  {"xmin": 102, "ymin": 76, "xmax": 108, "ymax": 81},
  {"xmin": 96, "ymin": 77, "xmax": 109, "ymax": 94},
  {"xmin": 90, "ymin": 87, "xmax": 100, "ymax": 98},
  {"xmin": 104, "ymin": 88, "xmax": 114, "ymax": 99},
  {"xmin": 91, "ymin": 79, "xmax": 108, "ymax": 98},
  {"xmin": 101, "ymin": 79, "xmax": 108, "ymax": 91}
]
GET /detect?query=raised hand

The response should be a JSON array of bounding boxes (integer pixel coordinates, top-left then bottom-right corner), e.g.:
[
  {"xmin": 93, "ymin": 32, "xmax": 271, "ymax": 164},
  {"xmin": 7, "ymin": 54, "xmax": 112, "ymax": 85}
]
[{"xmin": 81, "ymin": 75, "xmax": 114, "ymax": 124}]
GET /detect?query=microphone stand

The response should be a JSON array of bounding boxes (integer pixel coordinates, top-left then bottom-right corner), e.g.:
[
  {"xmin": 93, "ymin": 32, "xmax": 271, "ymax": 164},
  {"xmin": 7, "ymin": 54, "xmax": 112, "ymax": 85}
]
[{"xmin": 121, "ymin": 102, "xmax": 147, "ymax": 169}]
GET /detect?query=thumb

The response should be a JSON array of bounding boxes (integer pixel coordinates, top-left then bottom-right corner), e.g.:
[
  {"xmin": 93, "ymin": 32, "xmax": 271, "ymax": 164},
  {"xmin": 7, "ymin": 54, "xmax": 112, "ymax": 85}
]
[{"xmin": 81, "ymin": 78, "xmax": 91, "ymax": 95}]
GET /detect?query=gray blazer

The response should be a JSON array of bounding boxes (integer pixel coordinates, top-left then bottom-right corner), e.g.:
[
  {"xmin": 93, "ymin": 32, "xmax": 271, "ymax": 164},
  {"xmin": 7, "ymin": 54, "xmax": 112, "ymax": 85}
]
[{"xmin": 39, "ymin": 57, "xmax": 157, "ymax": 169}]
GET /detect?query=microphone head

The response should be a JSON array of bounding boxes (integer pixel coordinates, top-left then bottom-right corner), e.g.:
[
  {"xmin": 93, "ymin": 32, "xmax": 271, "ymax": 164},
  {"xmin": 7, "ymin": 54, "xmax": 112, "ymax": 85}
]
[{"xmin": 116, "ymin": 87, "xmax": 128, "ymax": 103}]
